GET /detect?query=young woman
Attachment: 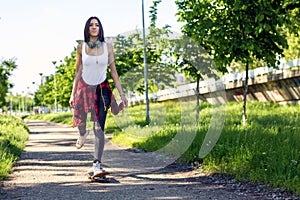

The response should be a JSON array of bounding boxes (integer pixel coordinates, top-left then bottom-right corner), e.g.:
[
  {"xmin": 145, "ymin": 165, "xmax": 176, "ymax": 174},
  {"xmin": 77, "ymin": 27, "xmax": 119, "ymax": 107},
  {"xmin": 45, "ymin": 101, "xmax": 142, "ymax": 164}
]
[{"xmin": 69, "ymin": 16, "xmax": 128, "ymax": 176}]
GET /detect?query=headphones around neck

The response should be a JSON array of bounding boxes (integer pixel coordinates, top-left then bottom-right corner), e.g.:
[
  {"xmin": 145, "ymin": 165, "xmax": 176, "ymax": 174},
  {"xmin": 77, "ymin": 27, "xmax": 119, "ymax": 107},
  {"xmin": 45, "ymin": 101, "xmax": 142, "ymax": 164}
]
[{"xmin": 87, "ymin": 40, "xmax": 101, "ymax": 49}]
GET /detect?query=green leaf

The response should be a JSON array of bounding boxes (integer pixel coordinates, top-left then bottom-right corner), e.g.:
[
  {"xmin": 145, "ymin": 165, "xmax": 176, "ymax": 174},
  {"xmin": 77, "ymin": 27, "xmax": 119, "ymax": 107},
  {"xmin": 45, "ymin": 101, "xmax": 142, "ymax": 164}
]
[{"xmin": 256, "ymin": 14, "xmax": 264, "ymax": 22}]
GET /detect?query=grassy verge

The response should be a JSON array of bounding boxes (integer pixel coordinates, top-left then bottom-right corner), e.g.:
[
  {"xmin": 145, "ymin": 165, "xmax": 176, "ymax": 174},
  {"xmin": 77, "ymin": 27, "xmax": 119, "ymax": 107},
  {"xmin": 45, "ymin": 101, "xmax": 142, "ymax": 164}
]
[
  {"xmin": 27, "ymin": 112, "xmax": 74, "ymax": 126},
  {"xmin": 0, "ymin": 114, "xmax": 29, "ymax": 180},
  {"xmin": 200, "ymin": 102, "xmax": 300, "ymax": 194},
  {"xmin": 27, "ymin": 101, "xmax": 300, "ymax": 195}
]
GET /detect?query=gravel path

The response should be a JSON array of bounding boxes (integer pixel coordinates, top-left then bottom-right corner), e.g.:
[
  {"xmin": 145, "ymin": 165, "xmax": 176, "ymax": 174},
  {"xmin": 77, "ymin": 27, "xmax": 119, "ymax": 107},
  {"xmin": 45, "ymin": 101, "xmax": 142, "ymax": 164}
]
[{"xmin": 0, "ymin": 120, "xmax": 299, "ymax": 200}]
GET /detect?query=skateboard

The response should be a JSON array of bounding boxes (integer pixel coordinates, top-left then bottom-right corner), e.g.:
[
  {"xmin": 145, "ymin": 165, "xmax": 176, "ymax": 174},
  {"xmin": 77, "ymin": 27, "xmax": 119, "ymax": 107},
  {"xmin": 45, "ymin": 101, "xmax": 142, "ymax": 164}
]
[{"xmin": 88, "ymin": 171, "xmax": 110, "ymax": 182}]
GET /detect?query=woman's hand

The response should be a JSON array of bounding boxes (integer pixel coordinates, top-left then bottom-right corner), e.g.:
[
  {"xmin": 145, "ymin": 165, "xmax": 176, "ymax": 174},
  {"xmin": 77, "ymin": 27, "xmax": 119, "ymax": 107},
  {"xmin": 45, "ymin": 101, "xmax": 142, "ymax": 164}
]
[
  {"xmin": 120, "ymin": 94, "xmax": 128, "ymax": 107},
  {"xmin": 69, "ymin": 96, "xmax": 74, "ymax": 108}
]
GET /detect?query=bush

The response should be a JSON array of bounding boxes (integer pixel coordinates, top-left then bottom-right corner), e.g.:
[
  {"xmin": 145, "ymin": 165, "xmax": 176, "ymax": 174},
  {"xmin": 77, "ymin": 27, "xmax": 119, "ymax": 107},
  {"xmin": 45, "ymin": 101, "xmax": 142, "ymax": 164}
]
[{"xmin": 0, "ymin": 114, "xmax": 29, "ymax": 180}]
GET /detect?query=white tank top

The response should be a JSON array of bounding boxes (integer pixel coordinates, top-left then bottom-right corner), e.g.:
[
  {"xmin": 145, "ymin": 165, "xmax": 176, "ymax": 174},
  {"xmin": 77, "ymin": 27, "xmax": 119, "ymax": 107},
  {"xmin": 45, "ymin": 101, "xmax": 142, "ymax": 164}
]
[{"xmin": 82, "ymin": 42, "xmax": 108, "ymax": 85}]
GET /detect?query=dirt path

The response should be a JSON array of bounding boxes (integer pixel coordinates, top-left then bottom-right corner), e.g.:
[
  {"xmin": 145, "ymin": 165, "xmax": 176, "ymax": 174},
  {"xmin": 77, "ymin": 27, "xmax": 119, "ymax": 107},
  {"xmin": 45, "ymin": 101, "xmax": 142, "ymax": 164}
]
[{"xmin": 0, "ymin": 120, "xmax": 298, "ymax": 200}]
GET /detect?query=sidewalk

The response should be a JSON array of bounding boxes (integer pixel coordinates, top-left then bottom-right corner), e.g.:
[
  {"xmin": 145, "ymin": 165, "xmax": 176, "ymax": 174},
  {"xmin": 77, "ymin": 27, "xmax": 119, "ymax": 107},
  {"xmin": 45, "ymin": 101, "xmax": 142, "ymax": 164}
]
[{"xmin": 0, "ymin": 120, "xmax": 286, "ymax": 200}]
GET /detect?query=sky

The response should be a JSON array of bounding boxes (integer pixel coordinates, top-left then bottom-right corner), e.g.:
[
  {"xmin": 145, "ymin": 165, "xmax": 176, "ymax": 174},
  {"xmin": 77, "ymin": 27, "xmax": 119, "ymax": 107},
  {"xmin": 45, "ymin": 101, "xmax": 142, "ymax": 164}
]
[{"xmin": 0, "ymin": 0, "xmax": 184, "ymax": 95}]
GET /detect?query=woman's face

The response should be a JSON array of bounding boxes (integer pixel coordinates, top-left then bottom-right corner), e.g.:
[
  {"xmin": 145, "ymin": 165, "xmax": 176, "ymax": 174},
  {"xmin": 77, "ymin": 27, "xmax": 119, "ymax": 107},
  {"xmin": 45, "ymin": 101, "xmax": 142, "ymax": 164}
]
[{"xmin": 89, "ymin": 19, "xmax": 99, "ymax": 37}]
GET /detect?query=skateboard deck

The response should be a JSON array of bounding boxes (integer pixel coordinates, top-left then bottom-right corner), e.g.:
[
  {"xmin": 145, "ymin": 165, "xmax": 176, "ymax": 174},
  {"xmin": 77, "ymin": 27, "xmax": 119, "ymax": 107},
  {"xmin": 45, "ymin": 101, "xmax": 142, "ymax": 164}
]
[{"xmin": 88, "ymin": 171, "xmax": 110, "ymax": 182}]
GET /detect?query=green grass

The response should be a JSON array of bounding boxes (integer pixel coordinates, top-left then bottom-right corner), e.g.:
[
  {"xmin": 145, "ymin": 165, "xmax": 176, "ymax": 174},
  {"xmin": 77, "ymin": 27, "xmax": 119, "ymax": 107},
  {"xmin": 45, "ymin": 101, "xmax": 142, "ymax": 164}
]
[
  {"xmin": 0, "ymin": 114, "xmax": 29, "ymax": 180},
  {"xmin": 110, "ymin": 101, "xmax": 300, "ymax": 195},
  {"xmin": 26, "ymin": 101, "xmax": 300, "ymax": 195},
  {"xmin": 27, "ymin": 112, "xmax": 74, "ymax": 126}
]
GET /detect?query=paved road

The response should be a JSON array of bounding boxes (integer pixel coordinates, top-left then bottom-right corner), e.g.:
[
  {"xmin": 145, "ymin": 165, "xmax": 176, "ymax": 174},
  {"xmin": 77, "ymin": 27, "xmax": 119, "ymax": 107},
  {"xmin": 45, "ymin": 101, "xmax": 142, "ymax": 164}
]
[{"xmin": 0, "ymin": 120, "xmax": 294, "ymax": 200}]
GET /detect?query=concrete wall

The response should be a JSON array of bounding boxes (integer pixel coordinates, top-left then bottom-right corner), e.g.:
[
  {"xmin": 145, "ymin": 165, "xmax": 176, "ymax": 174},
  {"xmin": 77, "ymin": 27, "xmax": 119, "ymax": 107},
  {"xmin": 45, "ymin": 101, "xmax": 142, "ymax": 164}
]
[
  {"xmin": 129, "ymin": 60, "xmax": 300, "ymax": 105},
  {"xmin": 223, "ymin": 68, "xmax": 300, "ymax": 105},
  {"xmin": 155, "ymin": 68, "xmax": 300, "ymax": 105}
]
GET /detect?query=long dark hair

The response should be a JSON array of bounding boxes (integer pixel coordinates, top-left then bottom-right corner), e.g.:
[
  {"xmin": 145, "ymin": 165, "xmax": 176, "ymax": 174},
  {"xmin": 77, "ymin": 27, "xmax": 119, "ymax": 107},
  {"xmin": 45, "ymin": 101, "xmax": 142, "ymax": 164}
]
[{"xmin": 84, "ymin": 16, "xmax": 104, "ymax": 43}]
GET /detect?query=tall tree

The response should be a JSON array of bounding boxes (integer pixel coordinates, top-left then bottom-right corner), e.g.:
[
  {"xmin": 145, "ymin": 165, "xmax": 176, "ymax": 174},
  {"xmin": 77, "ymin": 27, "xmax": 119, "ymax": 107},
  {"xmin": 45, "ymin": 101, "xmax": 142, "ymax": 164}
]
[
  {"xmin": 170, "ymin": 35, "xmax": 216, "ymax": 125},
  {"xmin": 113, "ymin": 30, "xmax": 176, "ymax": 98},
  {"xmin": 176, "ymin": 0, "xmax": 300, "ymax": 125},
  {"xmin": 0, "ymin": 58, "xmax": 17, "ymax": 107},
  {"xmin": 284, "ymin": 30, "xmax": 300, "ymax": 60},
  {"xmin": 112, "ymin": 0, "xmax": 177, "ymax": 100},
  {"xmin": 55, "ymin": 52, "xmax": 77, "ymax": 108},
  {"xmin": 33, "ymin": 50, "xmax": 77, "ymax": 109}
]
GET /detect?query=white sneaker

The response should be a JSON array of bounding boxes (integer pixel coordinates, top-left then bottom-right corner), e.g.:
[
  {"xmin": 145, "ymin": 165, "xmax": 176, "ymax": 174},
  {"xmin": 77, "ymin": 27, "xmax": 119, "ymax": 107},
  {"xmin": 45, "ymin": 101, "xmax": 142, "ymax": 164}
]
[
  {"xmin": 75, "ymin": 130, "xmax": 89, "ymax": 149},
  {"xmin": 93, "ymin": 161, "xmax": 107, "ymax": 176}
]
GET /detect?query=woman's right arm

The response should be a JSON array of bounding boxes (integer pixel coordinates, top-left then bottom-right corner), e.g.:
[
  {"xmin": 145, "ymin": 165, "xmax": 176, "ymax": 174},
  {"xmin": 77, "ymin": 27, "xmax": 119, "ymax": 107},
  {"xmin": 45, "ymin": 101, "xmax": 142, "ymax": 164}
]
[{"xmin": 69, "ymin": 43, "xmax": 83, "ymax": 107}]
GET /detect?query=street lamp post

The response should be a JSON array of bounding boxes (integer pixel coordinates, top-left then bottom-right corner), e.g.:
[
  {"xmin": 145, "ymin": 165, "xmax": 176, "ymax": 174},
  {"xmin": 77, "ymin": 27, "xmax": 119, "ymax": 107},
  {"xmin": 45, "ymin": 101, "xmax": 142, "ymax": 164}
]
[
  {"xmin": 22, "ymin": 91, "xmax": 25, "ymax": 113},
  {"xmin": 52, "ymin": 61, "xmax": 57, "ymax": 112},
  {"xmin": 39, "ymin": 73, "xmax": 43, "ymax": 106},
  {"xmin": 10, "ymin": 97, "xmax": 12, "ymax": 115},
  {"xmin": 39, "ymin": 73, "xmax": 43, "ymax": 86},
  {"xmin": 18, "ymin": 96, "xmax": 20, "ymax": 113},
  {"xmin": 26, "ymin": 86, "xmax": 30, "ymax": 113},
  {"xmin": 32, "ymin": 82, "xmax": 38, "ymax": 114},
  {"xmin": 142, "ymin": 0, "xmax": 150, "ymax": 122}
]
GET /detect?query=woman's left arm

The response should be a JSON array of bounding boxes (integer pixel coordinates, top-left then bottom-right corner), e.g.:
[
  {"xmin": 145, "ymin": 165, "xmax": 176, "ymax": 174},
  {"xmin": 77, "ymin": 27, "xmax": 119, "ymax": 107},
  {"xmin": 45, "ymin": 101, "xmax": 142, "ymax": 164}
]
[{"xmin": 107, "ymin": 42, "xmax": 128, "ymax": 107}]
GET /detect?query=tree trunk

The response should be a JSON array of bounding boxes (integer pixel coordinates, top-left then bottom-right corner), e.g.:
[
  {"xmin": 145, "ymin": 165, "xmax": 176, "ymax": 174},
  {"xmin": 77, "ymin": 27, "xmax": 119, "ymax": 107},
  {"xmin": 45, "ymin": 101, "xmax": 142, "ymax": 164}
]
[
  {"xmin": 196, "ymin": 75, "xmax": 200, "ymax": 126},
  {"xmin": 242, "ymin": 61, "xmax": 249, "ymax": 126}
]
